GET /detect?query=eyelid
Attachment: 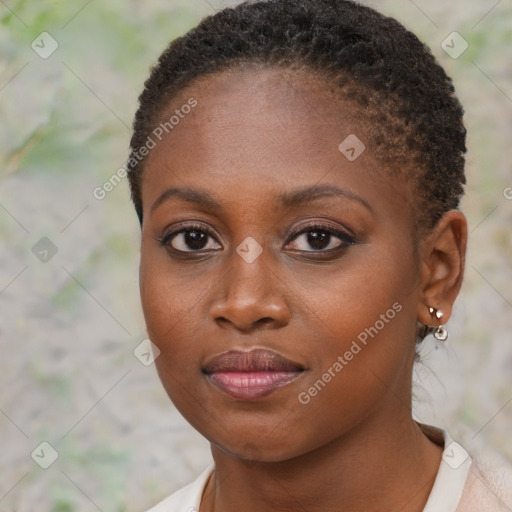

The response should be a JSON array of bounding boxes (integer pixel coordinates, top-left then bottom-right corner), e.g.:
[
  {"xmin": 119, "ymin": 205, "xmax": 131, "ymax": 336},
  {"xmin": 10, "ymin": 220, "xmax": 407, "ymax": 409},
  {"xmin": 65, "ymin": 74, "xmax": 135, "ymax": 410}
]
[
  {"xmin": 158, "ymin": 221, "xmax": 220, "ymax": 246},
  {"xmin": 285, "ymin": 221, "xmax": 356, "ymax": 245}
]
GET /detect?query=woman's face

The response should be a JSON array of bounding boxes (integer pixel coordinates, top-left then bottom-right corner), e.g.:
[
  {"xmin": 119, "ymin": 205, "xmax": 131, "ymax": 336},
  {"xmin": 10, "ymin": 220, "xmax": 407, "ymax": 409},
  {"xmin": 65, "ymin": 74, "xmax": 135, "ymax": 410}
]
[{"xmin": 139, "ymin": 67, "xmax": 422, "ymax": 462}]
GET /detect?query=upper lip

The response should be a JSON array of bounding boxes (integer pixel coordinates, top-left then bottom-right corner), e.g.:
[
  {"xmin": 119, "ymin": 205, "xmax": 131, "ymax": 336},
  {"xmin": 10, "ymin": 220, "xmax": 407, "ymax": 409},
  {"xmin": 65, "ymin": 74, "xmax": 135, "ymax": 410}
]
[{"xmin": 202, "ymin": 348, "xmax": 305, "ymax": 373}]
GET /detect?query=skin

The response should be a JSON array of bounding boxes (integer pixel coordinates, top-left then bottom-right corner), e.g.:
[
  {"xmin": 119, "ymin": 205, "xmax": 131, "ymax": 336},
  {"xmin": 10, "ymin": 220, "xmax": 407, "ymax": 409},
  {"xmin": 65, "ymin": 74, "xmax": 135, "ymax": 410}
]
[{"xmin": 138, "ymin": 66, "xmax": 467, "ymax": 512}]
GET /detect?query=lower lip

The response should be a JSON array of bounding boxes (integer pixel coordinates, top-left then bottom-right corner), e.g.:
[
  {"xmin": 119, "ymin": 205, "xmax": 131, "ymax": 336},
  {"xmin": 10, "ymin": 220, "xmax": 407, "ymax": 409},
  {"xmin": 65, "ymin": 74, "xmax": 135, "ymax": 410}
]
[{"xmin": 207, "ymin": 371, "xmax": 302, "ymax": 400}]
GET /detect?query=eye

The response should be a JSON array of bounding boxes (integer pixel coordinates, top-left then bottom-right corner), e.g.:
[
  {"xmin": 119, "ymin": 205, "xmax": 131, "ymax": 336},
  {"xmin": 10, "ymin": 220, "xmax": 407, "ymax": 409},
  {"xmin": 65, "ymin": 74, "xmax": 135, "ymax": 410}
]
[
  {"xmin": 285, "ymin": 223, "xmax": 355, "ymax": 252},
  {"xmin": 159, "ymin": 223, "xmax": 221, "ymax": 253},
  {"xmin": 158, "ymin": 221, "xmax": 355, "ymax": 255}
]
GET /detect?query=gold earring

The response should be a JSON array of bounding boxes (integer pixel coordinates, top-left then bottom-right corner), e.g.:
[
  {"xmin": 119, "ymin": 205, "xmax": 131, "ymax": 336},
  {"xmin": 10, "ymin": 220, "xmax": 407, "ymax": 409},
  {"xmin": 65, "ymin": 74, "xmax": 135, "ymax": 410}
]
[{"xmin": 428, "ymin": 307, "xmax": 448, "ymax": 341}]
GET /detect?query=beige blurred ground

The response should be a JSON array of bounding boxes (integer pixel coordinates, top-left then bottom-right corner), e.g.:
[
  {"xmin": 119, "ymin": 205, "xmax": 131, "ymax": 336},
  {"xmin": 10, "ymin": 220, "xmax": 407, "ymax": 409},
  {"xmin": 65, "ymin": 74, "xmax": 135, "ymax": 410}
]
[{"xmin": 0, "ymin": 0, "xmax": 511, "ymax": 510}]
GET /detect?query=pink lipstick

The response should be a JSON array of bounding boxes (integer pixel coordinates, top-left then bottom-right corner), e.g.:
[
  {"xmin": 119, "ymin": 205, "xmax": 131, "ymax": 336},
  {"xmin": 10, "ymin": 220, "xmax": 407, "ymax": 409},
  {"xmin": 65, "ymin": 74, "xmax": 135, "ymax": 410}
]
[{"xmin": 202, "ymin": 348, "xmax": 305, "ymax": 400}]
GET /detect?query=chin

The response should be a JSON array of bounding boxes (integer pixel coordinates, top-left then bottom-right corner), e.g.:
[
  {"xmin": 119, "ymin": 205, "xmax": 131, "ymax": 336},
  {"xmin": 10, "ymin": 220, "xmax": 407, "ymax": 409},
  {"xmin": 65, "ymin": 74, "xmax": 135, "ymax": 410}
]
[{"xmin": 208, "ymin": 428, "xmax": 314, "ymax": 464}]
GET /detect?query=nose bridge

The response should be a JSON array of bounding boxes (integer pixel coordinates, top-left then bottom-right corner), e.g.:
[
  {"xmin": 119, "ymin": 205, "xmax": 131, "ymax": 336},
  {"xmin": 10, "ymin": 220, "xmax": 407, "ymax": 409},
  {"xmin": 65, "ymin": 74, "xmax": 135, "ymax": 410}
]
[
  {"xmin": 231, "ymin": 238, "xmax": 270, "ymax": 298},
  {"xmin": 209, "ymin": 237, "xmax": 290, "ymax": 330}
]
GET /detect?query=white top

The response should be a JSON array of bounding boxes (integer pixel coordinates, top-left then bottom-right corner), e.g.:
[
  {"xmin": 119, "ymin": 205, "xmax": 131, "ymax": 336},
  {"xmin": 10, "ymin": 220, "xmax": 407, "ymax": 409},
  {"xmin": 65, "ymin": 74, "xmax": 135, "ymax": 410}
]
[{"xmin": 145, "ymin": 423, "xmax": 512, "ymax": 512}]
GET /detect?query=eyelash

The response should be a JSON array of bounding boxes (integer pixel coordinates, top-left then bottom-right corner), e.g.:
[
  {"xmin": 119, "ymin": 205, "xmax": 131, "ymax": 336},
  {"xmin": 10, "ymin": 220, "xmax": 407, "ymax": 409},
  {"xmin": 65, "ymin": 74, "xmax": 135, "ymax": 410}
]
[{"xmin": 157, "ymin": 222, "xmax": 356, "ymax": 255}]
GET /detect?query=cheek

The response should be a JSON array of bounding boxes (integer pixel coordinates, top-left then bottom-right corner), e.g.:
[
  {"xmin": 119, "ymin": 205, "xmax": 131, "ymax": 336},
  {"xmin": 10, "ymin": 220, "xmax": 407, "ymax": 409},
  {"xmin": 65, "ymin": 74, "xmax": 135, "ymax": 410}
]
[
  {"xmin": 292, "ymin": 243, "xmax": 415, "ymax": 354},
  {"xmin": 139, "ymin": 239, "xmax": 204, "ymax": 338},
  {"xmin": 140, "ymin": 268, "xmax": 208, "ymax": 428},
  {"xmin": 139, "ymin": 248, "xmax": 205, "ymax": 392},
  {"xmin": 291, "ymin": 252, "xmax": 415, "ymax": 405},
  {"xmin": 274, "ymin": 268, "xmax": 417, "ymax": 457}
]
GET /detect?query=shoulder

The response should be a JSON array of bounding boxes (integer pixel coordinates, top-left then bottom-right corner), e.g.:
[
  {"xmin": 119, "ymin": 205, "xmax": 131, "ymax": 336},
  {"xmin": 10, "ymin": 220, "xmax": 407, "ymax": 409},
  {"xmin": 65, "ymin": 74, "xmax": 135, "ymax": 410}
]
[
  {"xmin": 416, "ymin": 422, "xmax": 512, "ymax": 512},
  {"xmin": 144, "ymin": 464, "xmax": 214, "ymax": 512},
  {"xmin": 456, "ymin": 459, "xmax": 512, "ymax": 512}
]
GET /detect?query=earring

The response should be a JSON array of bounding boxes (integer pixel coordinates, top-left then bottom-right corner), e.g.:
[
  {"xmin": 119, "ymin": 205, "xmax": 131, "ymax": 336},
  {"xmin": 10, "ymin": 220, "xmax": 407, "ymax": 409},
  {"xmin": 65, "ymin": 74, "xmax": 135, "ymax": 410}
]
[{"xmin": 428, "ymin": 307, "xmax": 448, "ymax": 341}]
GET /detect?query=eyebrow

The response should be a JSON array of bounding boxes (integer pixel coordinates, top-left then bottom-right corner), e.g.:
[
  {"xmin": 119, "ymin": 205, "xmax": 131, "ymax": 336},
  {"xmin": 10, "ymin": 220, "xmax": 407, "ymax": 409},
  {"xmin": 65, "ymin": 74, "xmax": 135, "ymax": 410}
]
[{"xmin": 150, "ymin": 183, "xmax": 373, "ymax": 215}]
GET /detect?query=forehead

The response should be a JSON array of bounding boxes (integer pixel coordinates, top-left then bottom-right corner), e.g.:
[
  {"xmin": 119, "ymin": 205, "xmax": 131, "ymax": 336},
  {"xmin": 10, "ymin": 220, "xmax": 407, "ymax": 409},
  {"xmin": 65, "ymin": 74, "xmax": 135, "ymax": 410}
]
[
  {"xmin": 152, "ymin": 66, "xmax": 354, "ymax": 167},
  {"xmin": 141, "ymin": 66, "xmax": 413, "ymax": 224}
]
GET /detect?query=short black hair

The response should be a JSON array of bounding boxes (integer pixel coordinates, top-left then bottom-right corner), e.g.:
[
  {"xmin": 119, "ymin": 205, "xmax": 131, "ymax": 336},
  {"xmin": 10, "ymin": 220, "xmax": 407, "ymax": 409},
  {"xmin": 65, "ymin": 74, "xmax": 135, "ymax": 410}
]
[{"xmin": 127, "ymin": 0, "xmax": 466, "ymax": 239}]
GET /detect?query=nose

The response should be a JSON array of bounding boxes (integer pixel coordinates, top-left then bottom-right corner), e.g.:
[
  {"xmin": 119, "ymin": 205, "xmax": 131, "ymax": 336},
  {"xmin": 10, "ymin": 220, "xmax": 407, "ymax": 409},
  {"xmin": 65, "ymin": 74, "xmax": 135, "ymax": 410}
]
[{"xmin": 209, "ymin": 247, "xmax": 291, "ymax": 332}]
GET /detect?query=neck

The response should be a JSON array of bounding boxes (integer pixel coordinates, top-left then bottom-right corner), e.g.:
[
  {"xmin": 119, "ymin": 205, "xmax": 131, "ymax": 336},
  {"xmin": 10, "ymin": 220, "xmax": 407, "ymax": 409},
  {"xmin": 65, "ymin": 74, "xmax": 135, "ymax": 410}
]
[{"xmin": 201, "ymin": 409, "xmax": 443, "ymax": 512}]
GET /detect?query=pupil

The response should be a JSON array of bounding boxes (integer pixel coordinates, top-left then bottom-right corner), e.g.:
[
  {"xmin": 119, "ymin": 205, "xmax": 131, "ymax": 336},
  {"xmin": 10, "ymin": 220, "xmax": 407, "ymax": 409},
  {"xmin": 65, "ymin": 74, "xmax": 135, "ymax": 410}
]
[
  {"xmin": 186, "ymin": 230, "xmax": 207, "ymax": 250},
  {"xmin": 308, "ymin": 231, "xmax": 329, "ymax": 250}
]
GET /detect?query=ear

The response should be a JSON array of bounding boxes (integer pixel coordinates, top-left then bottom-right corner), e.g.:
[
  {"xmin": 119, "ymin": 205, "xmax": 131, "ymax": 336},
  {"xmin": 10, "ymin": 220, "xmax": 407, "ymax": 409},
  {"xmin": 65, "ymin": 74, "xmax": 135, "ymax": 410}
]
[{"xmin": 416, "ymin": 210, "xmax": 468, "ymax": 327}]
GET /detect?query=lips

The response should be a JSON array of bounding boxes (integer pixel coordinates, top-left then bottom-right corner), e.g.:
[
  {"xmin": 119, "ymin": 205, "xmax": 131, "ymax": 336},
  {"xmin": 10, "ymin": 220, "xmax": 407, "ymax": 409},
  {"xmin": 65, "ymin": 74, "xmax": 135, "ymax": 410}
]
[{"xmin": 202, "ymin": 348, "xmax": 305, "ymax": 400}]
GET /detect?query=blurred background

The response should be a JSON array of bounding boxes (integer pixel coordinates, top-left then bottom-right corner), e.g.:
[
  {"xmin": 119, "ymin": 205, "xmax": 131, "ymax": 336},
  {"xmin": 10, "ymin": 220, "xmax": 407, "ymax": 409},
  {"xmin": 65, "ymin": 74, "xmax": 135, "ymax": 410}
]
[{"xmin": 1, "ymin": 0, "xmax": 511, "ymax": 510}]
